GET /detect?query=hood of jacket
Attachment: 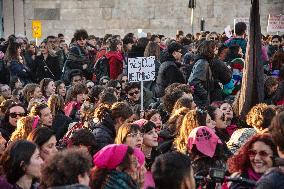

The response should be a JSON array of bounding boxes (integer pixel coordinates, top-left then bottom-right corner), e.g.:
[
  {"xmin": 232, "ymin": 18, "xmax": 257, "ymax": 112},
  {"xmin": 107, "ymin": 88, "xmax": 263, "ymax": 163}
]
[{"xmin": 105, "ymin": 51, "xmax": 124, "ymax": 61}]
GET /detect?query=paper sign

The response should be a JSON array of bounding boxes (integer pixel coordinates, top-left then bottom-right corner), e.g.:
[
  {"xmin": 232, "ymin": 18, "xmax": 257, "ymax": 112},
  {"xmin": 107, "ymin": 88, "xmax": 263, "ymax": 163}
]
[
  {"xmin": 267, "ymin": 14, "xmax": 284, "ymax": 33},
  {"xmin": 32, "ymin": 20, "xmax": 42, "ymax": 38},
  {"xmin": 224, "ymin": 25, "xmax": 232, "ymax": 38},
  {"xmin": 128, "ymin": 56, "xmax": 155, "ymax": 82}
]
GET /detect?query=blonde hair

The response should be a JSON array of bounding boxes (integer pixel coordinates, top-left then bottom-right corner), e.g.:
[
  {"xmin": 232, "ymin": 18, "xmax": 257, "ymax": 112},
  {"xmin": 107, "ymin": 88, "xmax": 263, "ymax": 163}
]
[
  {"xmin": 47, "ymin": 94, "xmax": 65, "ymax": 116},
  {"xmin": 10, "ymin": 116, "xmax": 42, "ymax": 142},
  {"xmin": 246, "ymin": 103, "xmax": 268, "ymax": 132},
  {"xmin": 174, "ymin": 110, "xmax": 200, "ymax": 154}
]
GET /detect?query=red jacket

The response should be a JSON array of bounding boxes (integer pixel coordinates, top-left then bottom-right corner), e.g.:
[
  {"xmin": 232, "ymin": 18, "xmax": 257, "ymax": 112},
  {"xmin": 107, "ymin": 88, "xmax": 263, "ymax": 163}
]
[{"xmin": 106, "ymin": 51, "xmax": 124, "ymax": 80}]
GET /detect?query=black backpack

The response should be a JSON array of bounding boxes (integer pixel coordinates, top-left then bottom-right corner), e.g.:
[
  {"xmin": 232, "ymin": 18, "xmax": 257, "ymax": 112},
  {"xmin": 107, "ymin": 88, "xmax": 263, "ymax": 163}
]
[{"xmin": 93, "ymin": 55, "xmax": 110, "ymax": 82}]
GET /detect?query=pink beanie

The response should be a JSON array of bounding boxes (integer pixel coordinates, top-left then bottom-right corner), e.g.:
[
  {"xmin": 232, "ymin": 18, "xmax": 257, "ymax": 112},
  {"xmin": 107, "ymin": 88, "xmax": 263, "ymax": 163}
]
[
  {"xmin": 93, "ymin": 144, "xmax": 128, "ymax": 169},
  {"xmin": 187, "ymin": 126, "xmax": 222, "ymax": 158}
]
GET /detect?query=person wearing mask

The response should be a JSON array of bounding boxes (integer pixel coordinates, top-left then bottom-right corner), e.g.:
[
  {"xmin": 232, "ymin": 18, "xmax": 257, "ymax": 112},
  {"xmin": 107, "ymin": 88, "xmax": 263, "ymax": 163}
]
[{"xmin": 155, "ymin": 42, "xmax": 185, "ymax": 97}]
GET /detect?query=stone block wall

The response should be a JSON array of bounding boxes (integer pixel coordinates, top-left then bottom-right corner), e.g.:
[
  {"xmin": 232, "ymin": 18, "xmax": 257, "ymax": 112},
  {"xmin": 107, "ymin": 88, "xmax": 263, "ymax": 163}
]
[{"xmin": 3, "ymin": 0, "xmax": 284, "ymax": 40}]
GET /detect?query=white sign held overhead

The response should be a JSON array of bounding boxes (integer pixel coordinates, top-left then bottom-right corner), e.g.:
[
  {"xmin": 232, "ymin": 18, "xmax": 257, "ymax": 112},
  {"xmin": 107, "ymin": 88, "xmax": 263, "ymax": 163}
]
[
  {"xmin": 128, "ymin": 56, "xmax": 155, "ymax": 82},
  {"xmin": 267, "ymin": 14, "xmax": 284, "ymax": 33},
  {"xmin": 224, "ymin": 25, "xmax": 232, "ymax": 38}
]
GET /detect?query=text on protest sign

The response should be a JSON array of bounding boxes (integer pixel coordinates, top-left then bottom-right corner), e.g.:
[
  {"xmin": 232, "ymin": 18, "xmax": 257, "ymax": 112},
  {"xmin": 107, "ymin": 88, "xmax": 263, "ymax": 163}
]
[
  {"xmin": 128, "ymin": 56, "xmax": 155, "ymax": 82},
  {"xmin": 267, "ymin": 14, "xmax": 284, "ymax": 33}
]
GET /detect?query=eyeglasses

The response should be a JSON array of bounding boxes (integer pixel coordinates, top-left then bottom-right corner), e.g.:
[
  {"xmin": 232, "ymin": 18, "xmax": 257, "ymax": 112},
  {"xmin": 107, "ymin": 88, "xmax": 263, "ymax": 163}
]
[
  {"xmin": 121, "ymin": 80, "xmax": 128, "ymax": 83},
  {"xmin": 248, "ymin": 149, "xmax": 271, "ymax": 158},
  {"xmin": 128, "ymin": 91, "xmax": 139, "ymax": 96},
  {"xmin": 87, "ymin": 86, "xmax": 93, "ymax": 89},
  {"xmin": 116, "ymin": 86, "xmax": 121, "ymax": 90},
  {"xmin": 9, "ymin": 112, "xmax": 26, "ymax": 118},
  {"xmin": 127, "ymin": 133, "xmax": 143, "ymax": 138}
]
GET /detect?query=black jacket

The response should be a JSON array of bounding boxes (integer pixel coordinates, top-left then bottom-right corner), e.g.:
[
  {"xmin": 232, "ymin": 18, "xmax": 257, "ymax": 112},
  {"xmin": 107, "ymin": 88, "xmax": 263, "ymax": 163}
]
[
  {"xmin": 34, "ymin": 54, "xmax": 61, "ymax": 82},
  {"xmin": 52, "ymin": 110, "xmax": 72, "ymax": 141},
  {"xmin": 188, "ymin": 56, "xmax": 214, "ymax": 107},
  {"xmin": 155, "ymin": 56, "xmax": 185, "ymax": 97},
  {"xmin": 92, "ymin": 114, "xmax": 116, "ymax": 150}
]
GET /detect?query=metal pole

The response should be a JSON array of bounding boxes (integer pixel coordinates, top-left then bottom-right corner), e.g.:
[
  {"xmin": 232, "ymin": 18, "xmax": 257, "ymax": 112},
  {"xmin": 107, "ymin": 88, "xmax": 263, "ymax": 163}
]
[
  {"xmin": 140, "ymin": 81, "xmax": 144, "ymax": 118},
  {"xmin": 191, "ymin": 8, "xmax": 194, "ymax": 34}
]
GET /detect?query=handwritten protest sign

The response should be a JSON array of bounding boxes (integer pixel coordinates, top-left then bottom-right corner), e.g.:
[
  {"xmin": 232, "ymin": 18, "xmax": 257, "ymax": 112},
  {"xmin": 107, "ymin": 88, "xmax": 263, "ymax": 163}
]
[
  {"xmin": 128, "ymin": 56, "xmax": 155, "ymax": 82},
  {"xmin": 267, "ymin": 14, "xmax": 284, "ymax": 33}
]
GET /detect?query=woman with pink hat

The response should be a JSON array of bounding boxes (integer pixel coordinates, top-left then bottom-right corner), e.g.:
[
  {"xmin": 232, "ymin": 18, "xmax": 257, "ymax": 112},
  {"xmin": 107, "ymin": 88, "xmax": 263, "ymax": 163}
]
[
  {"xmin": 133, "ymin": 119, "xmax": 159, "ymax": 189},
  {"xmin": 187, "ymin": 126, "xmax": 226, "ymax": 188},
  {"xmin": 90, "ymin": 144, "xmax": 146, "ymax": 189}
]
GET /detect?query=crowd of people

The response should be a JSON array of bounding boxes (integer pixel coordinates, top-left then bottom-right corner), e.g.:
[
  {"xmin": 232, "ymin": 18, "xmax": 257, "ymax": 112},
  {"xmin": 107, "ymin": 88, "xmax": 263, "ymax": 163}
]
[{"xmin": 0, "ymin": 21, "xmax": 283, "ymax": 189}]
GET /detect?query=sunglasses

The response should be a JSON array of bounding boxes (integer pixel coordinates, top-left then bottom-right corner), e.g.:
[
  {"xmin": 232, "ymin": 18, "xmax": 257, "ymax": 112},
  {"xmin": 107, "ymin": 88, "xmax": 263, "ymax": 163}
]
[
  {"xmin": 9, "ymin": 112, "xmax": 26, "ymax": 118},
  {"xmin": 128, "ymin": 91, "xmax": 139, "ymax": 96},
  {"xmin": 121, "ymin": 80, "xmax": 128, "ymax": 83},
  {"xmin": 87, "ymin": 86, "xmax": 93, "ymax": 89},
  {"xmin": 116, "ymin": 86, "xmax": 121, "ymax": 90},
  {"xmin": 248, "ymin": 149, "xmax": 271, "ymax": 158}
]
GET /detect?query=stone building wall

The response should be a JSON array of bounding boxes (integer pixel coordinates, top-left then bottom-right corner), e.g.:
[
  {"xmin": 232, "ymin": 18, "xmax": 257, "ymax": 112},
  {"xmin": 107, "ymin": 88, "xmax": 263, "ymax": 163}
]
[{"xmin": 2, "ymin": 0, "xmax": 284, "ymax": 40}]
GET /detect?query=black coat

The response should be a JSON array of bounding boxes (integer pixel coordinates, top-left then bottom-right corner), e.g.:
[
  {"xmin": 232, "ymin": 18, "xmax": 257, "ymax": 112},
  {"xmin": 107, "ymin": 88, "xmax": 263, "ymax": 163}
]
[
  {"xmin": 256, "ymin": 167, "xmax": 284, "ymax": 189},
  {"xmin": 0, "ymin": 121, "xmax": 15, "ymax": 141},
  {"xmin": 92, "ymin": 115, "xmax": 116, "ymax": 150},
  {"xmin": 188, "ymin": 56, "xmax": 214, "ymax": 107},
  {"xmin": 34, "ymin": 54, "xmax": 61, "ymax": 82},
  {"xmin": 52, "ymin": 110, "xmax": 72, "ymax": 141},
  {"xmin": 155, "ymin": 56, "xmax": 185, "ymax": 97}
]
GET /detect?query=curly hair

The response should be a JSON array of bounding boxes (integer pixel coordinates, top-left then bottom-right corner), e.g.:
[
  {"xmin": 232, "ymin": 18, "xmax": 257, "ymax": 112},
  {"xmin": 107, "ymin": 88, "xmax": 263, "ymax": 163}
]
[
  {"xmin": 246, "ymin": 103, "xmax": 276, "ymax": 133},
  {"xmin": 167, "ymin": 107, "xmax": 190, "ymax": 135},
  {"xmin": 227, "ymin": 134, "xmax": 277, "ymax": 174},
  {"xmin": 174, "ymin": 109, "xmax": 207, "ymax": 154},
  {"xmin": 74, "ymin": 29, "xmax": 88, "ymax": 41},
  {"xmin": 10, "ymin": 116, "xmax": 42, "ymax": 142},
  {"xmin": 271, "ymin": 50, "xmax": 284, "ymax": 70},
  {"xmin": 172, "ymin": 96, "xmax": 195, "ymax": 114},
  {"xmin": 41, "ymin": 148, "xmax": 92, "ymax": 188},
  {"xmin": 29, "ymin": 103, "xmax": 49, "ymax": 117}
]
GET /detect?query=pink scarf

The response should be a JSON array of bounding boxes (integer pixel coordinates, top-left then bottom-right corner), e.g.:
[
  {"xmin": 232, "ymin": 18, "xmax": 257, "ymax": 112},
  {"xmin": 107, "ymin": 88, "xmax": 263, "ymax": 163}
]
[{"xmin": 247, "ymin": 167, "xmax": 262, "ymax": 181}]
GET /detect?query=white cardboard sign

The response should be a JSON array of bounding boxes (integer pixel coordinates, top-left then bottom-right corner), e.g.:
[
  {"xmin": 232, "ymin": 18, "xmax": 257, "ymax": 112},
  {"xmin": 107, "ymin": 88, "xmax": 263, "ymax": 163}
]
[
  {"xmin": 267, "ymin": 14, "xmax": 284, "ymax": 33},
  {"xmin": 128, "ymin": 56, "xmax": 155, "ymax": 82}
]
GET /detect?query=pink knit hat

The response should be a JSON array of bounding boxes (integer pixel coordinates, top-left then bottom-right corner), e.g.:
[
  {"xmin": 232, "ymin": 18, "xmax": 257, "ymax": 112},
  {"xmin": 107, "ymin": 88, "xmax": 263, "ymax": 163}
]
[
  {"xmin": 187, "ymin": 126, "xmax": 222, "ymax": 158},
  {"xmin": 93, "ymin": 144, "xmax": 128, "ymax": 169}
]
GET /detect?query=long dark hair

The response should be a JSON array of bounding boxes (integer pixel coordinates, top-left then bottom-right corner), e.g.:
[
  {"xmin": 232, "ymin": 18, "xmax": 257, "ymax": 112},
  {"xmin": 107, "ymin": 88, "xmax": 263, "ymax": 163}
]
[
  {"xmin": 0, "ymin": 140, "xmax": 37, "ymax": 184},
  {"xmin": 27, "ymin": 127, "xmax": 55, "ymax": 148}
]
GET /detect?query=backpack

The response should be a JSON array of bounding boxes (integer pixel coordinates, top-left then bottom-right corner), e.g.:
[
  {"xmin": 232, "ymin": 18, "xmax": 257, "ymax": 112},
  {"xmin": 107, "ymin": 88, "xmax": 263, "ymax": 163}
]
[{"xmin": 93, "ymin": 55, "xmax": 110, "ymax": 82}]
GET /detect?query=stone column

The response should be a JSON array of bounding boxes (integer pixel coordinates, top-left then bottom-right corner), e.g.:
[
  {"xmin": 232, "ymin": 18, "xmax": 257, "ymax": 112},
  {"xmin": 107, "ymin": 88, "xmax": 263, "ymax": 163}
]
[{"xmin": 3, "ymin": 0, "xmax": 25, "ymax": 38}]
